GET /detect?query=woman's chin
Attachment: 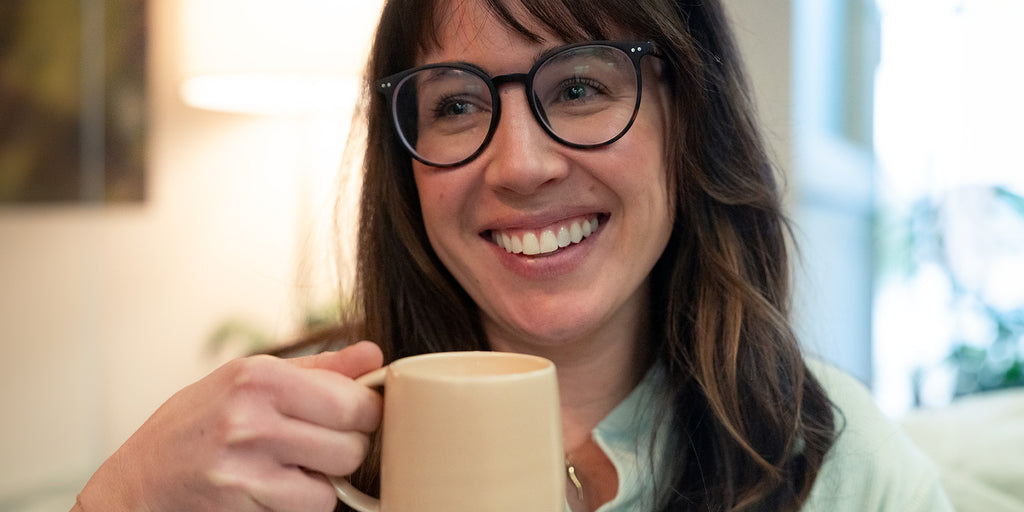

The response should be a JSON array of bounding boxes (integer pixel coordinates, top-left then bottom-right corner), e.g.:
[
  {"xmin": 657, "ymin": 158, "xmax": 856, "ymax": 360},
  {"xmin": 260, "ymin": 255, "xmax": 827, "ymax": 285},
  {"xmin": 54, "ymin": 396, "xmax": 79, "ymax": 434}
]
[{"xmin": 484, "ymin": 307, "xmax": 610, "ymax": 351}]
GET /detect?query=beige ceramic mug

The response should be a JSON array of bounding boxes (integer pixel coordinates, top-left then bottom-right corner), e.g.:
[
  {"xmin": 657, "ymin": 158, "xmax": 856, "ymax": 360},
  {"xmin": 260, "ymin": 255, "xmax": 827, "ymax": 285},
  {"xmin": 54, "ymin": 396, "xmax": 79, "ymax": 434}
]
[{"xmin": 330, "ymin": 351, "xmax": 565, "ymax": 512}]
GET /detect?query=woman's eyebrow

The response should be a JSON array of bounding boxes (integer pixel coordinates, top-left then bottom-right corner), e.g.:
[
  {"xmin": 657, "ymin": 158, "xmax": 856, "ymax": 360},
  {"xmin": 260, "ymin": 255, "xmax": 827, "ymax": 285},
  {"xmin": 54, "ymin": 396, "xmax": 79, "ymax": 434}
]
[{"xmin": 418, "ymin": 41, "xmax": 571, "ymax": 73}]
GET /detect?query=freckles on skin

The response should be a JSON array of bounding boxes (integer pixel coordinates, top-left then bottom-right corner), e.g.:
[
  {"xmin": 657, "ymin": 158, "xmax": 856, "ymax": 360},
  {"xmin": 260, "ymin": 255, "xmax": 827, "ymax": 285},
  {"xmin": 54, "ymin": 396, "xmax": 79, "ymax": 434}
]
[{"xmin": 421, "ymin": 176, "xmax": 456, "ymax": 206}]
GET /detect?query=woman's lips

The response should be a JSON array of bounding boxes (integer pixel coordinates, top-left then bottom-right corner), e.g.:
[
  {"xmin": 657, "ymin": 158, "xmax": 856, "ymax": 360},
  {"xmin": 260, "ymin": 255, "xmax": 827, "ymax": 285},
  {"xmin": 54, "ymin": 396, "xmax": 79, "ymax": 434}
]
[{"xmin": 487, "ymin": 215, "xmax": 602, "ymax": 256}]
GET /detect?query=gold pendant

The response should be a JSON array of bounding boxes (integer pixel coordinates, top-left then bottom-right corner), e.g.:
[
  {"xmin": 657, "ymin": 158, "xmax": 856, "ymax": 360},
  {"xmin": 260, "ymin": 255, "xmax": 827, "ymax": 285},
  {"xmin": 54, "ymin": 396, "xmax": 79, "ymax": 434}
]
[{"xmin": 566, "ymin": 458, "xmax": 584, "ymax": 501}]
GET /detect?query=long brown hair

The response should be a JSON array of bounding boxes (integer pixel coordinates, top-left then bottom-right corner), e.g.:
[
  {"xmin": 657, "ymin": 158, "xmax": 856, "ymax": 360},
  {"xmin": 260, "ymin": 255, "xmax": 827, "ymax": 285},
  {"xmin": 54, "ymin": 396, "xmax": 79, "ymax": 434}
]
[{"xmin": 333, "ymin": 0, "xmax": 838, "ymax": 510}]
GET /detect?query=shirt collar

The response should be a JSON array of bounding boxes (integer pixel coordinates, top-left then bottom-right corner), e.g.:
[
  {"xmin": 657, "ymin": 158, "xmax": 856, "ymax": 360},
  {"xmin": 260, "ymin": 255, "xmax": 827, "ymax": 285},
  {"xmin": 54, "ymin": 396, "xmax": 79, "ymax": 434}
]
[{"xmin": 585, "ymin": 363, "xmax": 671, "ymax": 511}]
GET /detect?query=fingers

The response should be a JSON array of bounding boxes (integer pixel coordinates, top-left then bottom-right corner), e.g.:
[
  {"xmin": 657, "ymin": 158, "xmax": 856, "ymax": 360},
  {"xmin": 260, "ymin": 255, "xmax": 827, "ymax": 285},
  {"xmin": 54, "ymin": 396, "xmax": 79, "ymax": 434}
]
[
  {"xmin": 221, "ymin": 345, "xmax": 383, "ymax": 468},
  {"xmin": 253, "ymin": 358, "xmax": 382, "ymax": 434},
  {"xmin": 261, "ymin": 416, "xmax": 372, "ymax": 477},
  {"xmin": 278, "ymin": 342, "xmax": 385, "ymax": 433},
  {"xmin": 290, "ymin": 340, "xmax": 384, "ymax": 379},
  {"xmin": 234, "ymin": 464, "xmax": 339, "ymax": 512},
  {"xmin": 83, "ymin": 343, "xmax": 386, "ymax": 512}
]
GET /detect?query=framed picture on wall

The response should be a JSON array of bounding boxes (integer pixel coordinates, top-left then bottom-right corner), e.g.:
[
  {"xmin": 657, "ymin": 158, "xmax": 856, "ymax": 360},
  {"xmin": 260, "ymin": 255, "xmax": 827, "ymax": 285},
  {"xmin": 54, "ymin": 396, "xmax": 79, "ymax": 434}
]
[{"xmin": 0, "ymin": 0, "xmax": 146, "ymax": 204}]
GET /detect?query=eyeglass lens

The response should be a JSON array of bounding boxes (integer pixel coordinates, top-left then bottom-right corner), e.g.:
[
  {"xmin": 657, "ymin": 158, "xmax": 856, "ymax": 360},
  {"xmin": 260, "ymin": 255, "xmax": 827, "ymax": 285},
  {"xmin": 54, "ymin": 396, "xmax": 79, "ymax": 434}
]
[{"xmin": 391, "ymin": 44, "xmax": 640, "ymax": 167}]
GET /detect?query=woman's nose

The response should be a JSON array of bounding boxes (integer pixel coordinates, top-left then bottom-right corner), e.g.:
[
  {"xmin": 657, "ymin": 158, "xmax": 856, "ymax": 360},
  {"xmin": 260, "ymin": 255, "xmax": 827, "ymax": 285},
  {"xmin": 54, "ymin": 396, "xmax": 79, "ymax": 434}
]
[{"xmin": 482, "ymin": 86, "xmax": 569, "ymax": 195}]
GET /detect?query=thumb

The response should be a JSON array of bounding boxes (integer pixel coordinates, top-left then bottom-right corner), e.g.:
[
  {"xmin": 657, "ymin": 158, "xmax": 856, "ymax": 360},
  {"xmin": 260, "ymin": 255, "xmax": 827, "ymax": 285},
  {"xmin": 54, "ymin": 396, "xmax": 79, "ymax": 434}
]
[{"xmin": 289, "ymin": 340, "xmax": 384, "ymax": 379}]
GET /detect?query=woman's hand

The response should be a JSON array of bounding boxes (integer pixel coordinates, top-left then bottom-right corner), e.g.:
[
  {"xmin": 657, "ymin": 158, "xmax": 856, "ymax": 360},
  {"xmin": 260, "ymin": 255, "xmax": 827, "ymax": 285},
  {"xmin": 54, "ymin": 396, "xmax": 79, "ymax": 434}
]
[{"xmin": 73, "ymin": 341, "xmax": 384, "ymax": 512}]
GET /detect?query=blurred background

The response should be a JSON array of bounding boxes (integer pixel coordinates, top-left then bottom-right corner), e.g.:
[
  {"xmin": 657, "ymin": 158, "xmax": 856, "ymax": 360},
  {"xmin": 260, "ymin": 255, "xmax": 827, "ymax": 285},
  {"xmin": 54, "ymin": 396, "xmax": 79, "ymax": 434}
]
[{"xmin": 1, "ymin": 0, "xmax": 1022, "ymax": 511}]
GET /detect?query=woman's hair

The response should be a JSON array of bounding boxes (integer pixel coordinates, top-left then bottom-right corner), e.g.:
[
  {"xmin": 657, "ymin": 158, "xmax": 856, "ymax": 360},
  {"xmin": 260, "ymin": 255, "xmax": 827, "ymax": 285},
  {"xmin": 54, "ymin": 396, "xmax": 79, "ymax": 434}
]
[{"xmin": 337, "ymin": 0, "xmax": 838, "ymax": 510}]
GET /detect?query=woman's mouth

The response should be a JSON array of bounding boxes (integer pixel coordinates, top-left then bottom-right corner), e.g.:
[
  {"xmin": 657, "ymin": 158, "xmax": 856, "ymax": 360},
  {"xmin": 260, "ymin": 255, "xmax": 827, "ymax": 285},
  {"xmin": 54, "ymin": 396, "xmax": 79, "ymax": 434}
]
[{"xmin": 488, "ymin": 215, "xmax": 602, "ymax": 256}]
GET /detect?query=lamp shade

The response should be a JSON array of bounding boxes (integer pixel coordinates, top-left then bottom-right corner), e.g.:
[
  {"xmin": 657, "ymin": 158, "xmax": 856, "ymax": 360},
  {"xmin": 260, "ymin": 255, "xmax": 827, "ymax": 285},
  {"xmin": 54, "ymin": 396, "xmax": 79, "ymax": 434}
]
[{"xmin": 178, "ymin": 0, "xmax": 383, "ymax": 114}]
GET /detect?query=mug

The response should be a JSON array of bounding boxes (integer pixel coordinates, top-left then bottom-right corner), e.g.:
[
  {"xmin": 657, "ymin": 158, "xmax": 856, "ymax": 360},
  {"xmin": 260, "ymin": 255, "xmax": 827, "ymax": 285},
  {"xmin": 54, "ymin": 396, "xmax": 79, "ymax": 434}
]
[{"xmin": 330, "ymin": 351, "xmax": 566, "ymax": 512}]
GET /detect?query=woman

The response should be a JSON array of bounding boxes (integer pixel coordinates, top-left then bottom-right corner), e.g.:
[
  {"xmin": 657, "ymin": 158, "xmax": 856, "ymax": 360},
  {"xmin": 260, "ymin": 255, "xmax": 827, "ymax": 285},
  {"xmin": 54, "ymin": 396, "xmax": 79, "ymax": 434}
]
[{"xmin": 73, "ymin": 0, "xmax": 953, "ymax": 511}]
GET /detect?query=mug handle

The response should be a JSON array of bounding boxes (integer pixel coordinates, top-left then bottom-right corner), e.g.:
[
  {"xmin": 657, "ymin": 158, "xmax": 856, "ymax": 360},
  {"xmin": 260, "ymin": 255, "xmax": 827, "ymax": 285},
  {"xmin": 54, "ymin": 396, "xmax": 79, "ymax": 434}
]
[{"xmin": 329, "ymin": 367, "xmax": 388, "ymax": 512}]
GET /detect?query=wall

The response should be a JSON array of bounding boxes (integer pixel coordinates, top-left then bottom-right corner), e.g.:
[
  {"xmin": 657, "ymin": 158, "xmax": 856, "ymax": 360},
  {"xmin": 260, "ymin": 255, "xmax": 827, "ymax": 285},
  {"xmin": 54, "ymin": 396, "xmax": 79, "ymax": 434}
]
[
  {"xmin": 0, "ymin": 1, "xmax": 353, "ymax": 509},
  {"xmin": 724, "ymin": 1, "xmax": 793, "ymax": 181}
]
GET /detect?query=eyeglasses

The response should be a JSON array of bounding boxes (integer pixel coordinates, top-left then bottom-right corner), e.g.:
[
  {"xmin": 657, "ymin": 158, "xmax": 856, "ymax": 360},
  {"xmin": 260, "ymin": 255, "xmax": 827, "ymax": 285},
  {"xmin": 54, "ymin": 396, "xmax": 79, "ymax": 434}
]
[{"xmin": 375, "ymin": 40, "xmax": 658, "ymax": 168}]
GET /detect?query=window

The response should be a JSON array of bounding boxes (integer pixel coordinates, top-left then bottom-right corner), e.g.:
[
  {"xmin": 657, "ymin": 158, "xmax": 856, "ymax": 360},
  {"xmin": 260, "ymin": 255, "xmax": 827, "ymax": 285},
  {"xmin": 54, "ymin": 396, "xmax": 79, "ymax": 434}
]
[{"xmin": 872, "ymin": 0, "xmax": 1024, "ymax": 416}]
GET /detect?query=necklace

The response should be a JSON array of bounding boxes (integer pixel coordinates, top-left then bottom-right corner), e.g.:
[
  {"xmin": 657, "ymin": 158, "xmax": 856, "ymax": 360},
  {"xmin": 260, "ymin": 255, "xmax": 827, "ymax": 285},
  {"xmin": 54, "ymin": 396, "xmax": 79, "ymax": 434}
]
[{"xmin": 565, "ymin": 456, "xmax": 584, "ymax": 501}]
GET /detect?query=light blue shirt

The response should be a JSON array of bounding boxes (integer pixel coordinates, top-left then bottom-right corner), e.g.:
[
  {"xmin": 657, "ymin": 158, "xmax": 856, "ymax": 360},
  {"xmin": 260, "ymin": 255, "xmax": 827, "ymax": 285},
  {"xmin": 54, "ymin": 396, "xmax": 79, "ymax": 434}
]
[{"xmin": 565, "ymin": 360, "xmax": 955, "ymax": 511}]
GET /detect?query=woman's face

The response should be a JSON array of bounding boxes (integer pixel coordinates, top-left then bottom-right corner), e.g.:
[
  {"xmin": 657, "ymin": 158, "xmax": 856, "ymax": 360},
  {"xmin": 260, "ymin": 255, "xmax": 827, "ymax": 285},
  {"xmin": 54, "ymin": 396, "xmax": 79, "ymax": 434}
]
[{"xmin": 411, "ymin": 0, "xmax": 675, "ymax": 352}]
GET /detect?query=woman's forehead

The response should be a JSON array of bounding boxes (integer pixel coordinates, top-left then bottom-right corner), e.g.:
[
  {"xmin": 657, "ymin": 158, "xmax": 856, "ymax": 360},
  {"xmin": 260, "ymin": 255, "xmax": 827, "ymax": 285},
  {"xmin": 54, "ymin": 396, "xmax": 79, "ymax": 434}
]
[
  {"xmin": 417, "ymin": 0, "xmax": 557, "ymax": 64},
  {"xmin": 415, "ymin": 0, "xmax": 628, "ymax": 66}
]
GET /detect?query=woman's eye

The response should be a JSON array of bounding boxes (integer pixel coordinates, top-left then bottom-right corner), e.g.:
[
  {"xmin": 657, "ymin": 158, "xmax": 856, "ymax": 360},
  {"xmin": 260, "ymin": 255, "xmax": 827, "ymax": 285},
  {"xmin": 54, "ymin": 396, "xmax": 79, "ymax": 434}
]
[
  {"xmin": 440, "ymin": 100, "xmax": 471, "ymax": 116},
  {"xmin": 555, "ymin": 78, "xmax": 605, "ymax": 103},
  {"xmin": 563, "ymin": 84, "xmax": 590, "ymax": 101},
  {"xmin": 433, "ymin": 96, "xmax": 479, "ymax": 118}
]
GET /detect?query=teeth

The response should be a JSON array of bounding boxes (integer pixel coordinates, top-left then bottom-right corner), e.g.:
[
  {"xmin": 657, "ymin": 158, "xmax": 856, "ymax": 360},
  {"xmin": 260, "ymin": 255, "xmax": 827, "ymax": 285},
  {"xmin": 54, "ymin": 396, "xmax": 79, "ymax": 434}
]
[
  {"xmin": 493, "ymin": 217, "xmax": 600, "ymax": 256},
  {"xmin": 556, "ymin": 226, "xmax": 571, "ymax": 248},
  {"xmin": 511, "ymin": 234, "xmax": 523, "ymax": 254},
  {"xmin": 522, "ymin": 233, "xmax": 541, "ymax": 255},
  {"xmin": 570, "ymin": 222, "xmax": 583, "ymax": 243},
  {"xmin": 539, "ymin": 230, "xmax": 558, "ymax": 253}
]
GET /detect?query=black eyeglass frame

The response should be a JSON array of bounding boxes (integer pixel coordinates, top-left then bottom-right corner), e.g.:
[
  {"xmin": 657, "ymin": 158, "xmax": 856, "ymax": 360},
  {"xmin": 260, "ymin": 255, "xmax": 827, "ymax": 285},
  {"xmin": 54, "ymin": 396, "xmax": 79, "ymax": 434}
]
[{"xmin": 375, "ymin": 40, "xmax": 659, "ymax": 168}]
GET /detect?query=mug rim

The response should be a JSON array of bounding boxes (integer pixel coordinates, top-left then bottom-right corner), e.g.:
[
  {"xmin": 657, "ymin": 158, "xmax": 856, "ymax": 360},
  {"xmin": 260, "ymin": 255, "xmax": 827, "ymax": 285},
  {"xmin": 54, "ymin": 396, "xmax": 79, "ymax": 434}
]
[{"xmin": 388, "ymin": 351, "xmax": 554, "ymax": 381}]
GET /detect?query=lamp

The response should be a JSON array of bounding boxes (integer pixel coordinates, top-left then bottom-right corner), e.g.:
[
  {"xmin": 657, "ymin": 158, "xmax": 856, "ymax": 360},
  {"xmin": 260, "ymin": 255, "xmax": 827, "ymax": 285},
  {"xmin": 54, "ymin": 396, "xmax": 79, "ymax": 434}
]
[
  {"xmin": 177, "ymin": 0, "xmax": 383, "ymax": 337},
  {"xmin": 178, "ymin": 0, "xmax": 381, "ymax": 115}
]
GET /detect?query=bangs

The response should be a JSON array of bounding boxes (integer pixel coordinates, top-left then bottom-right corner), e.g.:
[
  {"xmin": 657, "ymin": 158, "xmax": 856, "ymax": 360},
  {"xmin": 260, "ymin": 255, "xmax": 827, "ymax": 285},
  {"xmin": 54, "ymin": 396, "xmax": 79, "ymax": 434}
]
[
  {"xmin": 374, "ymin": 0, "xmax": 670, "ymax": 79},
  {"xmin": 419, "ymin": 0, "xmax": 620, "ymax": 50},
  {"xmin": 478, "ymin": 0, "xmax": 616, "ymax": 42}
]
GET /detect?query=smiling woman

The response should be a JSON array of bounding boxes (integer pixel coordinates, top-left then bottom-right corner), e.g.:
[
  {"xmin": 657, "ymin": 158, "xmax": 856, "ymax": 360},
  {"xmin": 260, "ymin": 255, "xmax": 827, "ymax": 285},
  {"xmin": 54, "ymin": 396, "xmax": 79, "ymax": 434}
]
[{"xmin": 69, "ymin": 1, "xmax": 954, "ymax": 512}]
